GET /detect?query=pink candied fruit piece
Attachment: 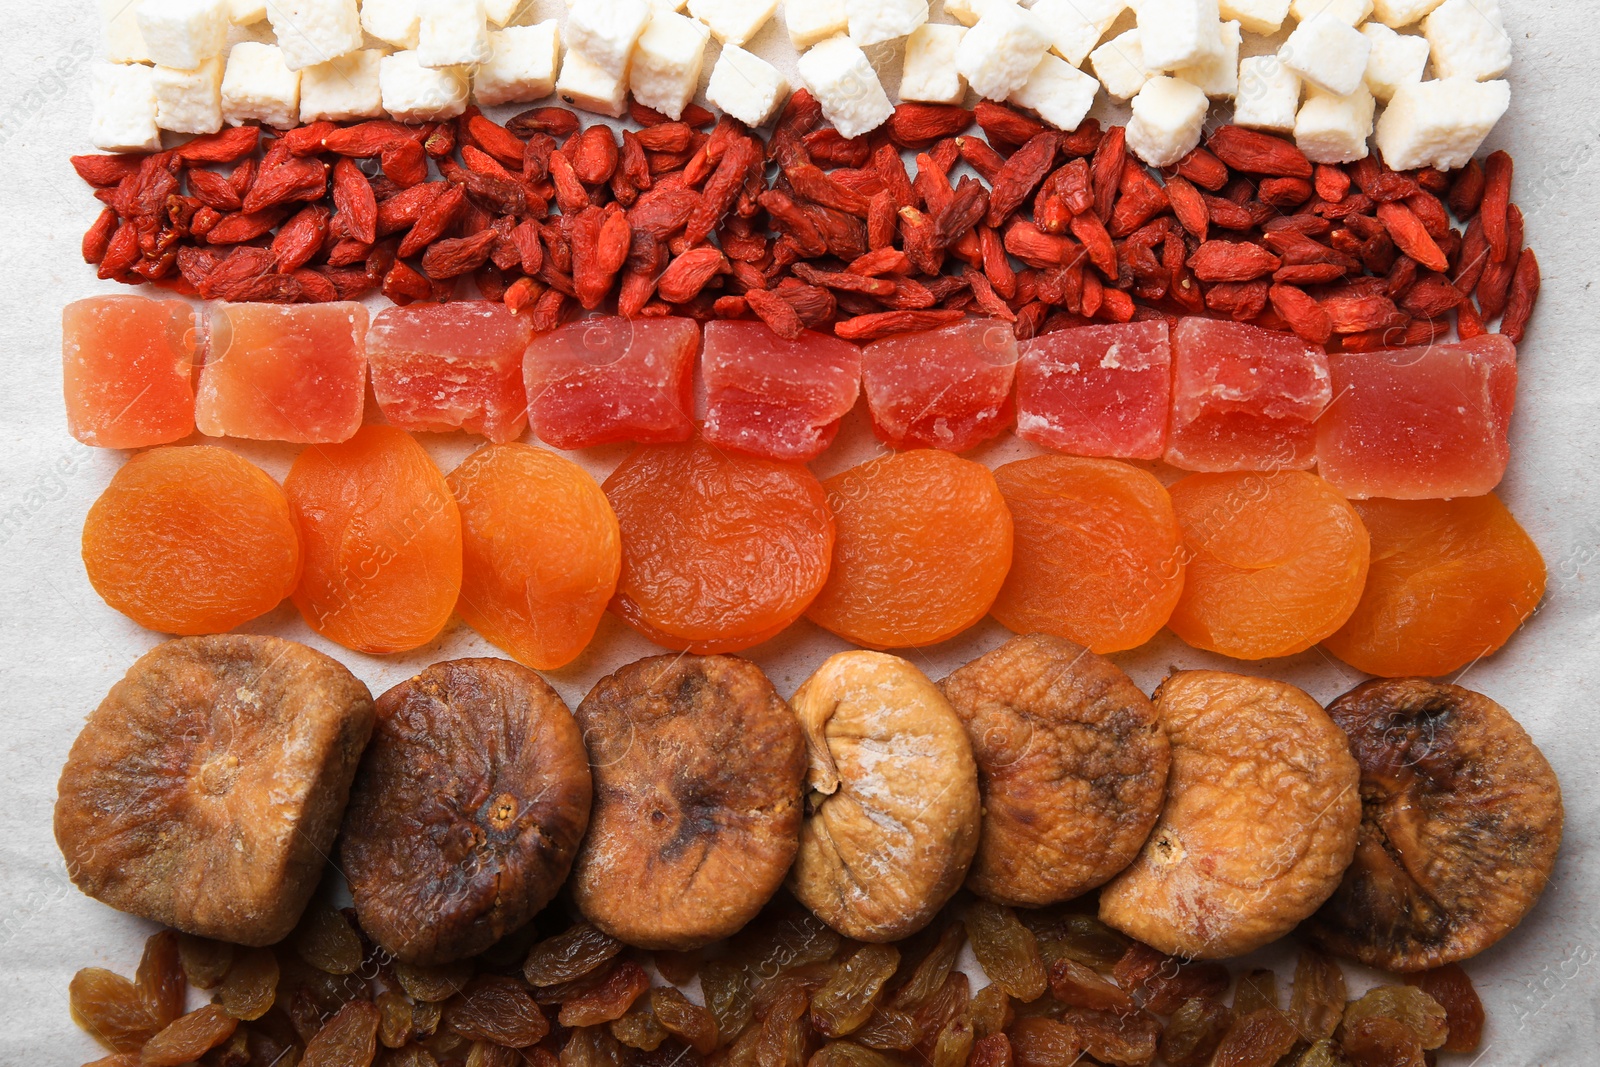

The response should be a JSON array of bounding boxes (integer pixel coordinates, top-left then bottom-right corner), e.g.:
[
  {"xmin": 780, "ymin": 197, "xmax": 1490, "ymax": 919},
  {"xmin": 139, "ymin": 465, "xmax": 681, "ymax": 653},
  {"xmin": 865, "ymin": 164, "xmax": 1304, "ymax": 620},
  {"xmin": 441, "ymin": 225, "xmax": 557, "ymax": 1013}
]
[
  {"xmin": 1316, "ymin": 335, "xmax": 1517, "ymax": 500},
  {"xmin": 1165, "ymin": 317, "xmax": 1331, "ymax": 472},
  {"xmin": 525, "ymin": 316, "xmax": 698, "ymax": 450},
  {"xmin": 702, "ymin": 321, "xmax": 862, "ymax": 462},
  {"xmin": 368, "ymin": 301, "xmax": 532, "ymax": 443},
  {"xmin": 195, "ymin": 301, "xmax": 369, "ymax": 444},
  {"xmin": 63, "ymin": 295, "xmax": 199, "ymax": 450},
  {"xmin": 860, "ymin": 319, "xmax": 1016, "ymax": 452},
  {"xmin": 1015, "ymin": 320, "xmax": 1171, "ymax": 460}
]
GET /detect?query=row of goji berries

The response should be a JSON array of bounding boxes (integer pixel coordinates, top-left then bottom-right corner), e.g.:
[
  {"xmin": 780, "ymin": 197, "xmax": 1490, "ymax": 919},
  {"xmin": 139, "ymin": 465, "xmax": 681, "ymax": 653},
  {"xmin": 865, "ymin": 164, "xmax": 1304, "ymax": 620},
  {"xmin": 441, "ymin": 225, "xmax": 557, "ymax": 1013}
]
[{"xmin": 71, "ymin": 95, "xmax": 1538, "ymax": 348}]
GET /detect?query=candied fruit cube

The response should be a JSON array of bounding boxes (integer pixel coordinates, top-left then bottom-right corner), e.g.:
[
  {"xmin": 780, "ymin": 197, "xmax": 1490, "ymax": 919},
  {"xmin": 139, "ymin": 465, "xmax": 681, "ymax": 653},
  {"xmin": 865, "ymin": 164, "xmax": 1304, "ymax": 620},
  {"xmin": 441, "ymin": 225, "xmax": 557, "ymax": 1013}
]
[
  {"xmin": 1316, "ymin": 335, "xmax": 1516, "ymax": 499},
  {"xmin": 701, "ymin": 321, "xmax": 861, "ymax": 462},
  {"xmin": 1016, "ymin": 321, "xmax": 1171, "ymax": 460},
  {"xmin": 524, "ymin": 316, "xmax": 698, "ymax": 450},
  {"xmin": 63, "ymin": 295, "xmax": 199, "ymax": 449},
  {"xmin": 368, "ymin": 301, "xmax": 532, "ymax": 443},
  {"xmin": 195, "ymin": 302, "xmax": 369, "ymax": 444},
  {"xmin": 860, "ymin": 320, "xmax": 1017, "ymax": 452},
  {"xmin": 1166, "ymin": 317, "xmax": 1332, "ymax": 471}
]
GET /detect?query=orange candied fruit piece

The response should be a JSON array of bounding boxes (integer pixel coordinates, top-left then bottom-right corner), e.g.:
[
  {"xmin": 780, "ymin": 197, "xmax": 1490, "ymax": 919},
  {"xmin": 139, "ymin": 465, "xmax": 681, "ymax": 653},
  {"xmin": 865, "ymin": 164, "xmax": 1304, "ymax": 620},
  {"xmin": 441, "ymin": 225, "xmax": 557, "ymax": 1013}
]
[
  {"xmin": 285, "ymin": 425, "xmax": 462, "ymax": 655},
  {"xmin": 1168, "ymin": 470, "xmax": 1370, "ymax": 660},
  {"xmin": 807, "ymin": 449, "xmax": 1013, "ymax": 649},
  {"xmin": 82, "ymin": 446, "xmax": 300, "ymax": 635},
  {"xmin": 604, "ymin": 438, "xmax": 834, "ymax": 654},
  {"xmin": 991, "ymin": 456, "xmax": 1185, "ymax": 654},
  {"xmin": 1324, "ymin": 495, "xmax": 1546, "ymax": 678},
  {"xmin": 448, "ymin": 443, "xmax": 621, "ymax": 670}
]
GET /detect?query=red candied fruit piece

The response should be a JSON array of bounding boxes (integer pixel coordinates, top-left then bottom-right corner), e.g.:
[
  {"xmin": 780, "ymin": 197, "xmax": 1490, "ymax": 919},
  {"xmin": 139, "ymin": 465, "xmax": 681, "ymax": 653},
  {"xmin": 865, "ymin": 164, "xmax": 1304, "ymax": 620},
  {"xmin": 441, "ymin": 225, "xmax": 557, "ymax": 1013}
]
[
  {"xmin": 368, "ymin": 301, "xmax": 533, "ymax": 444},
  {"xmin": 1015, "ymin": 321, "xmax": 1171, "ymax": 460},
  {"xmin": 860, "ymin": 319, "xmax": 1018, "ymax": 452},
  {"xmin": 64, "ymin": 296, "xmax": 200, "ymax": 450},
  {"xmin": 525, "ymin": 316, "xmax": 698, "ymax": 450},
  {"xmin": 701, "ymin": 321, "xmax": 862, "ymax": 462}
]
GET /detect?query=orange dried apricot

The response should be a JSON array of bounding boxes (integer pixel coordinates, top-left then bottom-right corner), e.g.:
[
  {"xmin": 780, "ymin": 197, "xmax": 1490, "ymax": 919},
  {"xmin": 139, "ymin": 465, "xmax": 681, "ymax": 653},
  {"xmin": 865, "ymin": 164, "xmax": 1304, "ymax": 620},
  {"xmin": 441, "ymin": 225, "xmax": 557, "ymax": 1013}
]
[
  {"xmin": 285, "ymin": 425, "xmax": 462, "ymax": 654},
  {"xmin": 603, "ymin": 438, "xmax": 833, "ymax": 653},
  {"xmin": 82, "ymin": 446, "xmax": 300, "ymax": 635},
  {"xmin": 1167, "ymin": 471, "xmax": 1370, "ymax": 660},
  {"xmin": 989, "ymin": 456, "xmax": 1184, "ymax": 654},
  {"xmin": 448, "ymin": 444, "xmax": 621, "ymax": 670},
  {"xmin": 1323, "ymin": 496, "xmax": 1546, "ymax": 677},
  {"xmin": 807, "ymin": 450, "xmax": 1013, "ymax": 649}
]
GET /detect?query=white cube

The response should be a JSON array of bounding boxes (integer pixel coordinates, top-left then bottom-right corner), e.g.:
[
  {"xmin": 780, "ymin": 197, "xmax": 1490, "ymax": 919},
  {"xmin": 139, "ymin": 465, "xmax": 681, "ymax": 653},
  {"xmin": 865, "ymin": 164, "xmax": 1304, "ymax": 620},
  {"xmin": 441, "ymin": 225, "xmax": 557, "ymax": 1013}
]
[
  {"xmin": 943, "ymin": 0, "xmax": 1013, "ymax": 28},
  {"xmin": 1280, "ymin": 12, "xmax": 1370, "ymax": 96},
  {"xmin": 1092, "ymin": 30, "xmax": 1156, "ymax": 100},
  {"xmin": 1424, "ymin": 0, "xmax": 1511, "ymax": 81},
  {"xmin": 104, "ymin": 0, "xmax": 152, "ymax": 63},
  {"xmin": 1375, "ymin": 75, "xmax": 1510, "ymax": 170},
  {"xmin": 688, "ymin": 0, "xmax": 777, "ymax": 46},
  {"xmin": 1125, "ymin": 74, "xmax": 1209, "ymax": 166},
  {"xmin": 1137, "ymin": 0, "xmax": 1222, "ymax": 72},
  {"xmin": 567, "ymin": 0, "xmax": 651, "ymax": 77},
  {"xmin": 484, "ymin": 0, "xmax": 519, "ymax": 24},
  {"xmin": 230, "ymin": 0, "xmax": 267, "ymax": 23},
  {"xmin": 1234, "ymin": 54, "xmax": 1300, "ymax": 131},
  {"xmin": 265, "ymin": 0, "xmax": 363, "ymax": 71},
  {"xmin": 1030, "ymin": 0, "xmax": 1126, "ymax": 68},
  {"xmin": 630, "ymin": 9, "xmax": 709, "ymax": 119},
  {"xmin": 1218, "ymin": 0, "xmax": 1288, "ymax": 35},
  {"xmin": 1010, "ymin": 53, "xmax": 1099, "ymax": 132},
  {"xmin": 956, "ymin": 3, "xmax": 1052, "ymax": 101},
  {"xmin": 651, "ymin": 0, "xmax": 687, "ymax": 9},
  {"xmin": 361, "ymin": 0, "xmax": 420, "ymax": 48},
  {"xmin": 1372, "ymin": 0, "xmax": 1443, "ymax": 28},
  {"xmin": 786, "ymin": 0, "xmax": 847, "ymax": 51},
  {"xmin": 137, "ymin": 0, "xmax": 229, "ymax": 69},
  {"xmin": 153, "ymin": 58, "xmax": 224, "ymax": 133},
  {"xmin": 556, "ymin": 48, "xmax": 630, "ymax": 117},
  {"xmin": 417, "ymin": 0, "xmax": 491, "ymax": 68},
  {"xmin": 1175, "ymin": 19, "xmax": 1240, "ymax": 97},
  {"xmin": 220, "ymin": 42, "xmax": 300, "ymax": 126},
  {"xmin": 1289, "ymin": 0, "xmax": 1371, "ymax": 25},
  {"xmin": 1294, "ymin": 84, "xmax": 1374, "ymax": 163},
  {"xmin": 900, "ymin": 23, "xmax": 967, "ymax": 105},
  {"xmin": 797, "ymin": 35, "xmax": 893, "ymax": 138},
  {"xmin": 379, "ymin": 49, "xmax": 469, "ymax": 120},
  {"xmin": 706, "ymin": 43, "xmax": 789, "ymax": 125},
  {"xmin": 475, "ymin": 21, "xmax": 560, "ymax": 105},
  {"xmin": 91, "ymin": 62, "xmax": 162, "ymax": 152},
  {"xmin": 1362, "ymin": 23, "xmax": 1429, "ymax": 102},
  {"xmin": 845, "ymin": 0, "xmax": 927, "ymax": 47},
  {"xmin": 300, "ymin": 48, "xmax": 383, "ymax": 120}
]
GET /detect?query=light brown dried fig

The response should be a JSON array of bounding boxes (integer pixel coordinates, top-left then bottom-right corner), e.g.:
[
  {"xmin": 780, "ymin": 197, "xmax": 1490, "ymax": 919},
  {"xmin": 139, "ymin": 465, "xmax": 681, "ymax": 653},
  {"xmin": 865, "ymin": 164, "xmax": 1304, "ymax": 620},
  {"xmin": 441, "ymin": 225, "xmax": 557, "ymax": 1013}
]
[
  {"xmin": 341, "ymin": 658, "xmax": 592, "ymax": 965},
  {"xmin": 940, "ymin": 633, "xmax": 1169, "ymax": 907},
  {"xmin": 54, "ymin": 635, "xmax": 374, "ymax": 945},
  {"xmin": 571, "ymin": 654, "xmax": 805, "ymax": 950},
  {"xmin": 788, "ymin": 651, "xmax": 981, "ymax": 942},
  {"xmin": 1304, "ymin": 679, "xmax": 1563, "ymax": 972},
  {"xmin": 1098, "ymin": 670, "xmax": 1360, "ymax": 959}
]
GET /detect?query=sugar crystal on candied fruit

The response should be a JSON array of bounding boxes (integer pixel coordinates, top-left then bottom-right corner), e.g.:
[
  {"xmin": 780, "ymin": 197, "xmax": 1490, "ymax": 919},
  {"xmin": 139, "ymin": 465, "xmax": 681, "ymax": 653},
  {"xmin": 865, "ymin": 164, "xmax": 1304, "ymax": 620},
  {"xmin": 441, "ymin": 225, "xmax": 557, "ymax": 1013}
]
[{"xmin": 368, "ymin": 301, "xmax": 533, "ymax": 443}]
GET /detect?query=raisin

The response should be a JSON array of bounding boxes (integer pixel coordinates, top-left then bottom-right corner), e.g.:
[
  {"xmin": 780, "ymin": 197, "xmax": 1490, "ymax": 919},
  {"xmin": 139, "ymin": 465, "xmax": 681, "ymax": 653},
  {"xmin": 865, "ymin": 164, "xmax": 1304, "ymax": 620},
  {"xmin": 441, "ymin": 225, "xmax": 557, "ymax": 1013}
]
[
  {"xmin": 464, "ymin": 1040, "xmax": 521, "ymax": 1067},
  {"xmin": 69, "ymin": 968, "xmax": 158, "ymax": 1052},
  {"xmin": 1046, "ymin": 959, "xmax": 1134, "ymax": 1014},
  {"xmin": 301, "ymin": 1000, "xmax": 380, "ymax": 1067},
  {"xmin": 558, "ymin": 961, "xmax": 651, "ymax": 1027},
  {"xmin": 1021, "ymin": 912, "xmax": 1131, "ymax": 972},
  {"xmin": 141, "ymin": 1005, "xmax": 240, "ymax": 1067},
  {"xmin": 217, "ymin": 948, "xmax": 279, "ymax": 1021},
  {"xmin": 1343, "ymin": 986, "xmax": 1448, "ymax": 1050},
  {"xmin": 1289, "ymin": 948, "xmax": 1346, "ymax": 1043},
  {"xmin": 524, "ymin": 924, "xmax": 623, "ymax": 989},
  {"xmin": 653, "ymin": 950, "xmax": 701, "ymax": 987},
  {"xmin": 1157, "ymin": 998, "xmax": 1233, "ymax": 1067},
  {"xmin": 929, "ymin": 1014, "xmax": 976, "ymax": 1067},
  {"xmin": 1058, "ymin": 1006, "xmax": 1160, "ymax": 1067},
  {"xmin": 135, "ymin": 931, "xmax": 185, "ymax": 1030},
  {"xmin": 377, "ymin": 990, "xmax": 413, "ymax": 1048},
  {"xmin": 1404, "ymin": 964, "xmax": 1484, "ymax": 1053},
  {"xmin": 1113, "ymin": 945, "xmax": 1230, "ymax": 1016},
  {"xmin": 810, "ymin": 1043, "xmax": 902, "ymax": 1066},
  {"xmin": 699, "ymin": 960, "xmax": 755, "ymax": 1045},
  {"xmin": 411, "ymin": 998, "xmax": 443, "ymax": 1042},
  {"xmin": 611, "ymin": 1001, "xmax": 668, "ymax": 1051},
  {"xmin": 754, "ymin": 980, "xmax": 809, "ymax": 1067},
  {"xmin": 970, "ymin": 1032, "xmax": 1014, "ymax": 1067},
  {"xmin": 1231, "ymin": 969, "xmax": 1278, "ymax": 1016},
  {"xmin": 911, "ymin": 972, "xmax": 970, "ymax": 1055},
  {"xmin": 889, "ymin": 922, "xmax": 965, "ymax": 1013},
  {"xmin": 395, "ymin": 961, "xmax": 475, "ymax": 1002},
  {"xmin": 1295, "ymin": 1040, "xmax": 1343, "ymax": 1067},
  {"xmin": 968, "ymin": 984, "xmax": 1012, "ymax": 1039},
  {"xmin": 650, "ymin": 987, "xmax": 718, "ymax": 1054},
  {"xmin": 293, "ymin": 902, "xmax": 364, "ymax": 975},
  {"xmin": 1340, "ymin": 1016, "xmax": 1426, "ymax": 1067},
  {"xmin": 1008, "ymin": 1016, "xmax": 1084, "ymax": 1066},
  {"xmin": 811, "ymin": 944, "xmax": 901, "ymax": 1037},
  {"xmin": 178, "ymin": 935, "xmax": 234, "ymax": 991},
  {"xmin": 964, "ymin": 902, "xmax": 1047, "ymax": 1002},
  {"xmin": 1210, "ymin": 1007, "xmax": 1298, "ymax": 1067},
  {"xmin": 446, "ymin": 976, "xmax": 548, "ymax": 1047}
]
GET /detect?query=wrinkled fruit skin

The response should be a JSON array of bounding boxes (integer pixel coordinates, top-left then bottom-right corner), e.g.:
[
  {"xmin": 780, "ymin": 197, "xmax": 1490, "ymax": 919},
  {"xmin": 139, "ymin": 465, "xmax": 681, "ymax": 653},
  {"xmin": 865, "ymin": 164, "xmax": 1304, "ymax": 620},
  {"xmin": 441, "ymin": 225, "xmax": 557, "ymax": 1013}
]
[
  {"xmin": 789, "ymin": 651, "xmax": 981, "ymax": 942},
  {"xmin": 341, "ymin": 658, "xmax": 592, "ymax": 965},
  {"xmin": 55, "ymin": 636, "xmax": 374, "ymax": 945},
  {"xmin": 1099, "ymin": 671, "xmax": 1361, "ymax": 959},
  {"xmin": 1305, "ymin": 679, "xmax": 1563, "ymax": 972},
  {"xmin": 940, "ymin": 634, "xmax": 1170, "ymax": 907},
  {"xmin": 572, "ymin": 654, "xmax": 806, "ymax": 950}
]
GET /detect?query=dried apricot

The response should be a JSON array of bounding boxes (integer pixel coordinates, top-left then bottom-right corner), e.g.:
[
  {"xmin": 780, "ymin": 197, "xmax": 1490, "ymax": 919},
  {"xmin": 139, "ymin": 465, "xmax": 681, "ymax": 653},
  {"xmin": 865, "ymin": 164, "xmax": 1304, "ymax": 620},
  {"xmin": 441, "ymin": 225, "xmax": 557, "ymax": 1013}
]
[
  {"xmin": 603, "ymin": 439, "xmax": 834, "ymax": 653},
  {"xmin": 342, "ymin": 659, "xmax": 592, "ymax": 965},
  {"xmin": 448, "ymin": 444, "xmax": 620, "ymax": 670},
  {"xmin": 285, "ymin": 424, "xmax": 463, "ymax": 654},
  {"xmin": 989, "ymin": 457, "xmax": 1185, "ymax": 654},
  {"xmin": 1323, "ymin": 495, "xmax": 1546, "ymax": 677},
  {"xmin": 807, "ymin": 450, "xmax": 1014, "ymax": 649},
  {"xmin": 82, "ymin": 446, "xmax": 300, "ymax": 635},
  {"xmin": 1167, "ymin": 470, "xmax": 1369, "ymax": 660}
]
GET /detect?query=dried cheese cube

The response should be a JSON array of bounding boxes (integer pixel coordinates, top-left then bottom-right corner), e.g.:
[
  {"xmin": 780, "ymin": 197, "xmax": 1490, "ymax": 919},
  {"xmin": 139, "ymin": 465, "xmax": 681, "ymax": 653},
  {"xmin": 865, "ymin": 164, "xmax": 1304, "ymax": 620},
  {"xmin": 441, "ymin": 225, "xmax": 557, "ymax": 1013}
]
[
  {"xmin": 943, "ymin": 0, "xmax": 1012, "ymax": 28},
  {"xmin": 1289, "ymin": 0, "xmax": 1371, "ymax": 25},
  {"xmin": 1091, "ymin": 30, "xmax": 1156, "ymax": 100},
  {"xmin": 153, "ymin": 58, "xmax": 224, "ymax": 134},
  {"xmin": 1030, "ymin": 0, "xmax": 1126, "ymax": 68},
  {"xmin": 1175, "ymin": 19, "xmax": 1240, "ymax": 97},
  {"xmin": 1010, "ymin": 52, "xmax": 1099, "ymax": 132},
  {"xmin": 797, "ymin": 35, "xmax": 893, "ymax": 138},
  {"xmin": 91, "ymin": 63, "xmax": 162, "ymax": 152},
  {"xmin": 417, "ymin": 0, "xmax": 491, "ymax": 68},
  {"xmin": 1423, "ymin": 0, "xmax": 1511, "ymax": 81},
  {"xmin": 845, "ymin": 0, "xmax": 927, "ymax": 47},
  {"xmin": 1362, "ymin": 22, "xmax": 1429, "ymax": 102},
  {"xmin": 137, "ymin": 0, "xmax": 230, "ymax": 70},
  {"xmin": 379, "ymin": 49, "xmax": 468, "ymax": 120},
  {"xmin": 104, "ymin": 0, "xmax": 152, "ymax": 62},
  {"xmin": 1374, "ymin": 76, "xmax": 1510, "ymax": 171},
  {"xmin": 1294, "ymin": 84, "xmax": 1374, "ymax": 163},
  {"xmin": 220, "ymin": 41, "xmax": 300, "ymax": 127},
  {"xmin": 900, "ymin": 23, "xmax": 967, "ymax": 105},
  {"xmin": 1234, "ymin": 54, "xmax": 1300, "ymax": 131},
  {"xmin": 299, "ymin": 48, "xmax": 383, "ymax": 120},
  {"xmin": 1218, "ymin": 0, "xmax": 1288, "ymax": 35},
  {"xmin": 568, "ymin": 0, "xmax": 651, "ymax": 77},
  {"xmin": 1373, "ymin": 0, "xmax": 1443, "ymax": 28},
  {"xmin": 264, "ymin": 0, "xmax": 364, "ymax": 71},
  {"xmin": 1280, "ymin": 12, "xmax": 1370, "ymax": 96},
  {"xmin": 956, "ymin": 3, "xmax": 1052, "ymax": 101},
  {"xmin": 630, "ymin": 9, "xmax": 709, "ymax": 120},
  {"xmin": 474, "ymin": 21, "xmax": 560, "ymax": 105},
  {"xmin": 361, "ymin": 0, "xmax": 420, "ymax": 49},
  {"xmin": 484, "ymin": 0, "xmax": 519, "ymax": 24},
  {"xmin": 1137, "ymin": 0, "xmax": 1223, "ymax": 72},
  {"xmin": 230, "ymin": 0, "xmax": 267, "ymax": 23},
  {"xmin": 1125, "ymin": 75, "xmax": 1209, "ymax": 167},
  {"xmin": 688, "ymin": 0, "xmax": 777, "ymax": 46},
  {"xmin": 786, "ymin": 0, "xmax": 847, "ymax": 51},
  {"xmin": 706, "ymin": 44, "xmax": 788, "ymax": 125},
  {"xmin": 556, "ymin": 48, "xmax": 630, "ymax": 117}
]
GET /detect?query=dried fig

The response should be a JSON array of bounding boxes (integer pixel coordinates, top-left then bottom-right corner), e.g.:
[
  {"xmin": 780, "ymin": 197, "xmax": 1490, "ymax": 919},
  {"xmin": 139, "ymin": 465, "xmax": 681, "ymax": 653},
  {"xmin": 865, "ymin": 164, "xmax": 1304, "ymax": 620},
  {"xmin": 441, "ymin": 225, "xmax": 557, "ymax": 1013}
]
[
  {"xmin": 1304, "ymin": 679, "xmax": 1563, "ymax": 972},
  {"xmin": 788, "ymin": 651, "xmax": 981, "ymax": 942},
  {"xmin": 341, "ymin": 658, "xmax": 592, "ymax": 965},
  {"xmin": 571, "ymin": 654, "xmax": 806, "ymax": 950},
  {"xmin": 54, "ymin": 636, "xmax": 374, "ymax": 945},
  {"xmin": 1098, "ymin": 671, "xmax": 1360, "ymax": 959},
  {"xmin": 939, "ymin": 633, "xmax": 1170, "ymax": 906}
]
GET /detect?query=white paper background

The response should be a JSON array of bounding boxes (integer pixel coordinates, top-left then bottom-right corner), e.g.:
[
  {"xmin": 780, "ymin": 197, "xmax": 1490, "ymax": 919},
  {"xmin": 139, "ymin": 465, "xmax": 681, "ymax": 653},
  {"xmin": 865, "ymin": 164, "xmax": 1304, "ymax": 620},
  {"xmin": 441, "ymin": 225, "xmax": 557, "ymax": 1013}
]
[{"xmin": 1, "ymin": 0, "xmax": 1595, "ymax": 1062}]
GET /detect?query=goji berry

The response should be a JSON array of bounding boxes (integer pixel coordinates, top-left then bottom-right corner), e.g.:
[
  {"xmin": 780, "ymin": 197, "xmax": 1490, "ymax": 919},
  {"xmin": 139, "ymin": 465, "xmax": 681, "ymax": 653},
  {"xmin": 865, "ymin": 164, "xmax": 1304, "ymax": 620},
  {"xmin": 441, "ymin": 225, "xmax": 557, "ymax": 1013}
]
[
  {"xmin": 974, "ymin": 100, "xmax": 1049, "ymax": 149},
  {"xmin": 1480, "ymin": 150, "xmax": 1513, "ymax": 262},
  {"xmin": 887, "ymin": 102, "xmax": 974, "ymax": 149},
  {"xmin": 330, "ymin": 159, "xmax": 377, "ymax": 245},
  {"xmin": 506, "ymin": 106, "xmax": 579, "ymax": 139},
  {"xmin": 270, "ymin": 204, "xmax": 330, "ymax": 273},
  {"xmin": 1500, "ymin": 248, "xmax": 1540, "ymax": 343},
  {"xmin": 397, "ymin": 183, "xmax": 466, "ymax": 257},
  {"xmin": 1206, "ymin": 125, "xmax": 1313, "ymax": 178},
  {"xmin": 174, "ymin": 125, "xmax": 259, "ymax": 164}
]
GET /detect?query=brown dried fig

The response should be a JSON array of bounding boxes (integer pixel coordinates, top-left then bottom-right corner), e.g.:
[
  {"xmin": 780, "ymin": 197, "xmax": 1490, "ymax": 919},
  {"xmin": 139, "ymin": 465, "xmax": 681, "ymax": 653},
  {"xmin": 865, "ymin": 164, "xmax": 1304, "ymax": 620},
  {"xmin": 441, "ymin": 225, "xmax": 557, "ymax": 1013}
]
[
  {"xmin": 939, "ymin": 633, "xmax": 1169, "ymax": 907},
  {"xmin": 788, "ymin": 651, "xmax": 981, "ymax": 942},
  {"xmin": 571, "ymin": 654, "xmax": 805, "ymax": 950},
  {"xmin": 54, "ymin": 636, "xmax": 374, "ymax": 945},
  {"xmin": 1304, "ymin": 679, "xmax": 1563, "ymax": 972},
  {"xmin": 1098, "ymin": 671, "xmax": 1360, "ymax": 959},
  {"xmin": 341, "ymin": 658, "xmax": 592, "ymax": 965}
]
